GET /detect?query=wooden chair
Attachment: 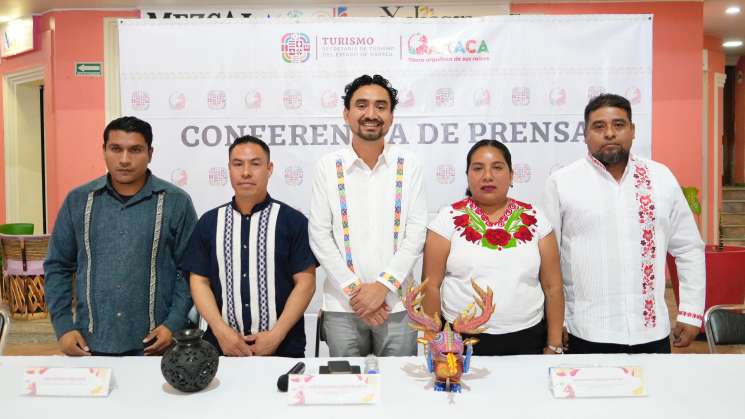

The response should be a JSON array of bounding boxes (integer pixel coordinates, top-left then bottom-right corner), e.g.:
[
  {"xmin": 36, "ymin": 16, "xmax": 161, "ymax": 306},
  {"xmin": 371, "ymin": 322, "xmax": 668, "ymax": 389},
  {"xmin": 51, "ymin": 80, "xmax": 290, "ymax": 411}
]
[
  {"xmin": 0, "ymin": 234, "xmax": 51, "ymax": 320},
  {"xmin": 0, "ymin": 306, "xmax": 9, "ymax": 354}
]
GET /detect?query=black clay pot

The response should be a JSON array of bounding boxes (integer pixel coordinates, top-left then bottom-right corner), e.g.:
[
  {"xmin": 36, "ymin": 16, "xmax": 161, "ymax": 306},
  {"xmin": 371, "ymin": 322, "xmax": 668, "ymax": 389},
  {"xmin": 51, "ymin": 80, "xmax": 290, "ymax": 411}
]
[{"xmin": 161, "ymin": 329, "xmax": 219, "ymax": 393}]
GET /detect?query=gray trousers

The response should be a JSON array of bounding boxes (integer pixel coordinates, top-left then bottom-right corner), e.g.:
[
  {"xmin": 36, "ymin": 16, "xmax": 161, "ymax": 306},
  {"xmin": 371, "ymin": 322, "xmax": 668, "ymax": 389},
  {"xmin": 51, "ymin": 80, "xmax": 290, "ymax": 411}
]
[{"xmin": 322, "ymin": 311, "xmax": 417, "ymax": 357}]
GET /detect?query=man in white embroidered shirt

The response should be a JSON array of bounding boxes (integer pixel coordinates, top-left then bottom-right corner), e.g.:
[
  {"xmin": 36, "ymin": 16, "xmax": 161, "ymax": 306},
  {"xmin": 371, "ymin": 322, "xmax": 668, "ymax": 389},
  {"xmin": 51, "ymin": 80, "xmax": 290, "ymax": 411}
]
[
  {"xmin": 543, "ymin": 93, "xmax": 705, "ymax": 354},
  {"xmin": 309, "ymin": 74, "xmax": 427, "ymax": 356}
]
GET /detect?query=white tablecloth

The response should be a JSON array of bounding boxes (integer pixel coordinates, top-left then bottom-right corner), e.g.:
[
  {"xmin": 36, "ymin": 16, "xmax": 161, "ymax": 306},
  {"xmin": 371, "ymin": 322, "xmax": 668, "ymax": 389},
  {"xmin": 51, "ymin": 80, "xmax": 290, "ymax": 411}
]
[{"xmin": 2, "ymin": 354, "xmax": 744, "ymax": 419}]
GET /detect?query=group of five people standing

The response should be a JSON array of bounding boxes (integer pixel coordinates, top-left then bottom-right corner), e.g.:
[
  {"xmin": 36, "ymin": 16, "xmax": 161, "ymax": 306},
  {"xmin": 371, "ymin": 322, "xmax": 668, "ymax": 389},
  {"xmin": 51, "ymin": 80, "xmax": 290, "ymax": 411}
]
[{"xmin": 43, "ymin": 74, "xmax": 705, "ymax": 358}]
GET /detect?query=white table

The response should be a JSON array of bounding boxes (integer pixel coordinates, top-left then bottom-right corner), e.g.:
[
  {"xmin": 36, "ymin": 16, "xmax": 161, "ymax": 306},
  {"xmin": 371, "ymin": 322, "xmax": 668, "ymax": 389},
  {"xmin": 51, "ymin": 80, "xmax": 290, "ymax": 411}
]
[{"xmin": 2, "ymin": 354, "xmax": 744, "ymax": 419}]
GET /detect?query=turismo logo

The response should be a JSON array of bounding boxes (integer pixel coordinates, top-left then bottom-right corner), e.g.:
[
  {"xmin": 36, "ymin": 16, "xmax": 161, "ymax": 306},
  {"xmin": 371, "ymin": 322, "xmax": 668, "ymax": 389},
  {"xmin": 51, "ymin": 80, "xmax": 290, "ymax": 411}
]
[
  {"xmin": 131, "ymin": 91, "xmax": 150, "ymax": 111},
  {"xmin": 436, "ymin": 164, "xmax": 456, "ymax": 184},
  {"xmin": 284, "ymin": 166, "xmax": 304, "ymax": 186},
  {"xmin": 512, "ymin": 87, "xmax": 530, "ymax": 107},
  {"xmin": 435, "ymin": 88, "xmax": 454, "ymax": 107},
  {"xmin": 283, "ymin": 89, "xmax": 303, "ymax": 110},
  {"xmin": 207, "ymin": 90, "xmax": 227, "ymax": 110},
  {"xmin": 513, "ymin": 163, "xmax": 532, "ymax": 183},
  {"xmin": 281, "ymin": 33, "xmax": 312, "ymax": 63},
  {"xmin": 208, "ymin": 167, "xmax": 227, "ymax": 186}
]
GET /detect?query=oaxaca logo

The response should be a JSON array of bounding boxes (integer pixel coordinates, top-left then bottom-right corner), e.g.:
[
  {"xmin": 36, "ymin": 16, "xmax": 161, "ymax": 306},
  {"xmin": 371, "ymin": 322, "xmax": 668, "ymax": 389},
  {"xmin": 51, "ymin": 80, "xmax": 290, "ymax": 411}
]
[
  {"xmin": 281, "ymin": 33, "xmax": 312, "ymax": 63},
  {"xmin": 406, "ymin": 33, "xmax": 489, "ymax": 62}
]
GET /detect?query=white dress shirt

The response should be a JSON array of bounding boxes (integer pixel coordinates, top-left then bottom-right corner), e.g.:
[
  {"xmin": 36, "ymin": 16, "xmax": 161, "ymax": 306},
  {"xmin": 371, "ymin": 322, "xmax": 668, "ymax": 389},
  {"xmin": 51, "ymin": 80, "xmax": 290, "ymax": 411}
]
[
  {"xmin": 543, "ymin": 154, "xmax": 705, "ymax": 345},
  {"xmin": 428, "ymin": 197, "xmax": 552, "ymax": 334},
  {"xmin": 308, "ymin": 145, "xmax": 428, "ymax": 313}
]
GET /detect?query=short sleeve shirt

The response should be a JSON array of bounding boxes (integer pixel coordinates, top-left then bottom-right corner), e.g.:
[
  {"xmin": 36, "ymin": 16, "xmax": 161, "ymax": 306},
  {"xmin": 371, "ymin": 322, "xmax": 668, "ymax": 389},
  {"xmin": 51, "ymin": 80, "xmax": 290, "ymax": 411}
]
[
  {"xmin": 428, "ymin": 197, "xmax": 552, "ymax": 334},
  {"xmin": 181, "ymin": 195, "xmax": 317, "ymax": 356}
]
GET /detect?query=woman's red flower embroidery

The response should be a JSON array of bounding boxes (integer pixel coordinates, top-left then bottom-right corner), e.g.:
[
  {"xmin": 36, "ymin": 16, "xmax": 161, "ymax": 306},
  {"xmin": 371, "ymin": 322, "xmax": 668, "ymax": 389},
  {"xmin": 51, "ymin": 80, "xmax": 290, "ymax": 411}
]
[
  {"xmin": 485, "ymin": 228, "xmax": 511, "ymax": 246},
  {"xmin": 642, "ymin": 229, "xmax": 653, "ymax": 242},
  {"xmin": 520, "ymin": 212, "xmax": 537, "ymax": 226},
  {"xmin": 514, "ymin": 226, "xmax": 533, "ymax": 242},
  {"xmin": 515, "ymin": 200, "xmax": 533, "ymax": 209},
  {"xmin": 453, "ymin": 213, "xmax": 470, "ymax": 228},
  {"xmin": 461, "ymin": 226, "xmax": 482, "ymax": 243},
  {"xmin": 452, "ymin": 199, "xmax": 469, "ymax": 210}
]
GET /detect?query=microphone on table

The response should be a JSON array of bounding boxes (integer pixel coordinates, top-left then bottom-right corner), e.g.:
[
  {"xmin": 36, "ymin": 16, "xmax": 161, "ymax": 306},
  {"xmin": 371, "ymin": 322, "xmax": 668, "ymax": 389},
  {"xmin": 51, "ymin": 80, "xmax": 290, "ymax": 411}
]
[{"xmin": 277, "ymin": 362, "xmax": 306, "ymax": 392}]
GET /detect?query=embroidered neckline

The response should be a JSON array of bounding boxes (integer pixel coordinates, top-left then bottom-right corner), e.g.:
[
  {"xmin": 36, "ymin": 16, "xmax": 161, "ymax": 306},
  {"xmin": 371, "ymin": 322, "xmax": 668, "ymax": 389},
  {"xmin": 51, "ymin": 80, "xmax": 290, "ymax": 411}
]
[{"xmin": 450, "ymin": 197, "xmax": 537, "ymax": 251}]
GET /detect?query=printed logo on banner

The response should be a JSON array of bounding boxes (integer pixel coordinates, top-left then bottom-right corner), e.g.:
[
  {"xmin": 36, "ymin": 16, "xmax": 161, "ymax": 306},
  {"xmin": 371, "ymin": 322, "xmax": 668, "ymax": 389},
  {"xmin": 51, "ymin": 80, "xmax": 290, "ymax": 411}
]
[
  {"xmin": 207, "ymin": 90, "xmax": 227, "ymax": 110},
  {"xmin": 284, "ymin": 166, "xmax": 304, "ymax": 186},
  {"xmin": 435, "ymin": 88, "xmax": 454, "ymax": 107},
  {"xmin": 171, "ymin": 168, "xmax": 188, "ymax": 187},
  {"xmin": 588, "ymin": 86, "xmax": 605, "ymax": 100},
  {"xmin": 513, "ymin": 163, "xmax": 532, "ymax": 183},
  {"xmin": 283, "ymin": 89, "xmax": 303, "ymax": 109},
  {"xmin": 245, "ymin": 90, "xmax": 262, "ymax": 109},
  {"xmin": 281, "ymin": 33, "xmax": 312, "ymax": 63},
  {"xmin": 473, "ymin": 88, "xmax": 491, "ymax": 107},
  {"xmin": 626, "ymin": 87, "xmax": 642, "ymax": 105},
  {"xmin": 169, "ymin": 92, "xmax": 186, "ymax": 111},
  {"xmin": 321, "ymin": 90, "xmax": 339, "ymax": 109},
  {"xmin": 435, "ymin": 164, "xmax": 456, "ymax": 184},
  {"xmin": 333, "ymin": 6, "xmax": 349, "ymax": 17},
  {"xmin": 549, "ymin": 88, "xmax": 567, "ymax": 107},
  {"xmin": 131, "ymin": 91, "xmax": 150, "ymax": 111},
  {"xmin": 512, "ymin": 87, "xmax": 530, "ymax": 106},
  {"xmin": 208, "ymin": 167, "xmax": 228, "ymax": 186},
  {"xmin": 400, "ymin": 90, "xmax": 416, "ymax": 108},
  {"xmin": 286, "ymin": 10, "xmax": 303, "ymax": 18},
  {"xmin": 406, "ymin": 33, "xmax": 489, "ymax": 62}
]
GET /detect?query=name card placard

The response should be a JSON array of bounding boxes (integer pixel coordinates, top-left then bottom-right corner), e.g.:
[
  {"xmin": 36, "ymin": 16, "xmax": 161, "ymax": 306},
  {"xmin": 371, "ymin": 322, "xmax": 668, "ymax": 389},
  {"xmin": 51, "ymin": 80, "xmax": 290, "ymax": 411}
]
[
  {"xmin": 287, "ymin": 374, "xmax": 380, "ymax": 405},
  {"xmin": 549, "ymin": 366, "xmax": 647, "ymax": 398},
  {"xmin": 23, "ymin": 367, "xmax": 113, "ymax": 397}
]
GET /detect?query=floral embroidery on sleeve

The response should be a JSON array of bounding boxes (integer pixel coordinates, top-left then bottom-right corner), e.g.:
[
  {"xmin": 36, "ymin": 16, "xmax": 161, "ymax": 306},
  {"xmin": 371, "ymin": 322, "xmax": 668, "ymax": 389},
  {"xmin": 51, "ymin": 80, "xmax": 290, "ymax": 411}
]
[{"xmin": 449, "ymin": 198, "xmax": 538, "ymax": 250}]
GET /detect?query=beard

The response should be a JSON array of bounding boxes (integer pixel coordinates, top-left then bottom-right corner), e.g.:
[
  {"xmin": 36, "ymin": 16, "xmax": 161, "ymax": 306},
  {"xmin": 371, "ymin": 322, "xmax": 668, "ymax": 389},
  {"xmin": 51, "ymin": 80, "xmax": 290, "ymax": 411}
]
[
  {"xmin": 592, "ymin": 145, "xmax": 629, "ymax": 166},
  {"xmin": 354, "ymin": 118, "xmax": 389, "ymax": 142}
]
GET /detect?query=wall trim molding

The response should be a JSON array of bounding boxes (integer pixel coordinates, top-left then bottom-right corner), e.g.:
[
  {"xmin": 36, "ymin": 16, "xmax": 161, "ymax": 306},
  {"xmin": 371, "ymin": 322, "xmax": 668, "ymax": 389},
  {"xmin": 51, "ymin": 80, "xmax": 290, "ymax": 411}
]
[
  {"xmin": 2, "ymin": 66, "xmax": 45, "ymax": 224},
  {"xmin": 104, "ymin": 17, "xmax": 122, "ymax": 123}
]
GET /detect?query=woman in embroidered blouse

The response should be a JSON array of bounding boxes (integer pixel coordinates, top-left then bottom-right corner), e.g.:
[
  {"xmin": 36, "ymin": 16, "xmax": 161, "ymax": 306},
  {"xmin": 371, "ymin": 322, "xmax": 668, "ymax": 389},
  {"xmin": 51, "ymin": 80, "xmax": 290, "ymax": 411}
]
[{"xmin": 422, "ymin": 140, "xmax": 565, "ymax": 355}]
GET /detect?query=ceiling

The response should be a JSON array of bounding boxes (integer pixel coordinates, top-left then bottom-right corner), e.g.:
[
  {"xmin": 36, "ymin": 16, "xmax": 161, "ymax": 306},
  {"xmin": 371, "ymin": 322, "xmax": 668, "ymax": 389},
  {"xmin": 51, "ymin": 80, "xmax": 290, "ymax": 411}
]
[{"xmin": 1, "ymin": 0, "xmax": 743, "ymax": 60}]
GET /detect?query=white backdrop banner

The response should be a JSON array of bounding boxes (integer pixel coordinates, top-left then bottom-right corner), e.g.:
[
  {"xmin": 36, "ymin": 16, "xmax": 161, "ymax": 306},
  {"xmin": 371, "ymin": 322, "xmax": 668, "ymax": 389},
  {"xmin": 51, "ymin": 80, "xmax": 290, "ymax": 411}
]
[{"xmin": 118, "ymin": 15, "xmax": 652, "ymax": 217}]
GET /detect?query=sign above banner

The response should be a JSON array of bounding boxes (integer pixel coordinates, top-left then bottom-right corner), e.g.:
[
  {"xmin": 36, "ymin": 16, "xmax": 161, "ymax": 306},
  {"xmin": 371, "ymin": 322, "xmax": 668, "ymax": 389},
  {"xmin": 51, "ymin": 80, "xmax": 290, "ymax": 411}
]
[{"xmin": 140, "ymin": 4, "xmax": 509, "ymax": 20}]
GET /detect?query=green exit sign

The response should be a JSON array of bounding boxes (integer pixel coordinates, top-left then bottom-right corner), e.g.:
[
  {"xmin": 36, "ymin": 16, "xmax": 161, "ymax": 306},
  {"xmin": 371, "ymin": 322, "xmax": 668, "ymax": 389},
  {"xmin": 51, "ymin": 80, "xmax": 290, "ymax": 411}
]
[{"xmin": 75, "ymin": 62, "xmax": 102, "ymax": 76}]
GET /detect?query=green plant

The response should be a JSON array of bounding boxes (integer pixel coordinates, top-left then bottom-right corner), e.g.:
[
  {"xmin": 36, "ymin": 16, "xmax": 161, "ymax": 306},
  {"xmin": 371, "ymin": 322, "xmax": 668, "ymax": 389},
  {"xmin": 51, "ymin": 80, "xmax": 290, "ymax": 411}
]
[{"xmin": 681, "ymin": 187, "xmax": 701, "ymax": 215}]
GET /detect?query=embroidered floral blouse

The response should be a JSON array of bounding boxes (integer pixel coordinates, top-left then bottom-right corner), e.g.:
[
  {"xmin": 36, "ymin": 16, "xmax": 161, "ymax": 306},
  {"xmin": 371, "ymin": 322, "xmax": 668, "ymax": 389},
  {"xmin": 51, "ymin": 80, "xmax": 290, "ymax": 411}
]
[{"xmin": 428, "ymin": 197, "xmax": 552, "ymax": 334}]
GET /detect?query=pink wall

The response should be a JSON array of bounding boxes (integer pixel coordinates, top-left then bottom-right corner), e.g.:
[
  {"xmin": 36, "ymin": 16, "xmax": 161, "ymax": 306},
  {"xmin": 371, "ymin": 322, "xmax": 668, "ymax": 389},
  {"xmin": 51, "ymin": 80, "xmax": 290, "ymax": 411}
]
[
  {"xmin": 736, "ymin": 56, "xmax": 745, "ymax": 183},
  {"xmin": 0, "ymin": 10, "xmax": 139, "ymax": 229}
]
